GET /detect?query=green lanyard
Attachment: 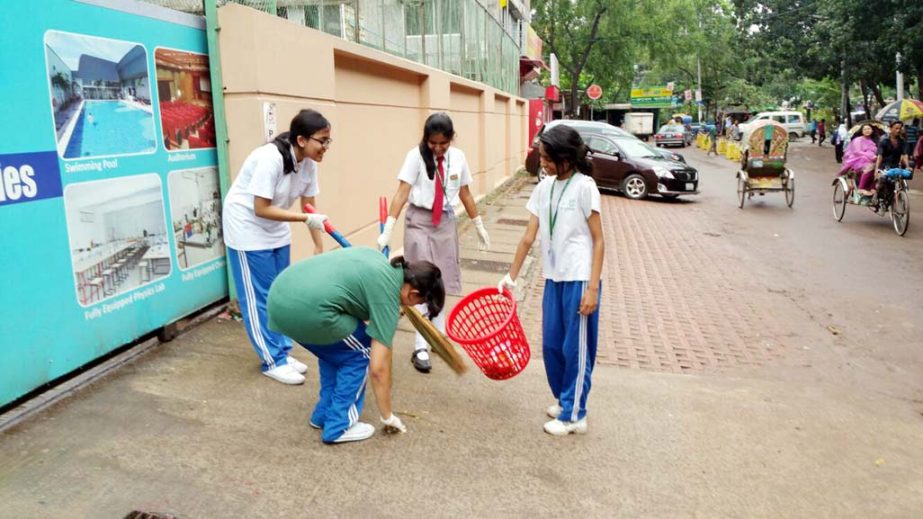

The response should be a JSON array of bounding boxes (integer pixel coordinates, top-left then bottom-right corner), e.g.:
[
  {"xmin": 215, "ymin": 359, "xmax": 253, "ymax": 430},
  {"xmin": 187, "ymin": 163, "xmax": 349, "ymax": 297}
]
[{"xmin": 549, "ymin": 174, "xmax": 575, "ymax": 237}]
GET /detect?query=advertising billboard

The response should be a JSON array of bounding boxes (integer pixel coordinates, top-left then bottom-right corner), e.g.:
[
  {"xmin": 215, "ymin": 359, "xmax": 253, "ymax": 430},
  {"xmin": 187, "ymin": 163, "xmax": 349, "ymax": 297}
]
[{"xmin": 0, "ymin": 0, "xmax": 227, "ymax": 407}]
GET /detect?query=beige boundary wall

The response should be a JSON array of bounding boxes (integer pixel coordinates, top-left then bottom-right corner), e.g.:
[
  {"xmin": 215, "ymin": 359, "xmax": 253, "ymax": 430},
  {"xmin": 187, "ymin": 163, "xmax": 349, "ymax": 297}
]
[{"xmin": 217, "ymin": 4, "xmax": 529, "ymax": 259}]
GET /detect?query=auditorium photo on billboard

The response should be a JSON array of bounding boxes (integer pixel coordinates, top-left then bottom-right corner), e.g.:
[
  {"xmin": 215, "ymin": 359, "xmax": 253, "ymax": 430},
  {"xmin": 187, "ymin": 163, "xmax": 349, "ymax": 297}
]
[
  {"xmin": 45, "ymin": 30, "xmax": 156, "ymax": 159},
  {"xmin": 155, "ymin": 48, "xmax": 216, "ymax": 151}
]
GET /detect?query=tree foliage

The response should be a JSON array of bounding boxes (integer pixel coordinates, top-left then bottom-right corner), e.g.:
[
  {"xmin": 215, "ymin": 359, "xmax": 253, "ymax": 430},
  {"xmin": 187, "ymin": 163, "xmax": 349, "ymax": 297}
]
[{"xmin": 530, "ymin": 0, "xmax": 922, "ymax": 119}]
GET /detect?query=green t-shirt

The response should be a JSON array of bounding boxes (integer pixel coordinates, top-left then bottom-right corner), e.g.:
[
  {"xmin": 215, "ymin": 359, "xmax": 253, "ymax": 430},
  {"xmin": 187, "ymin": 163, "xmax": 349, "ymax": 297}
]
[{"xmin": 267, "ymin": 247, "xmax": 404, "ymax": 347}]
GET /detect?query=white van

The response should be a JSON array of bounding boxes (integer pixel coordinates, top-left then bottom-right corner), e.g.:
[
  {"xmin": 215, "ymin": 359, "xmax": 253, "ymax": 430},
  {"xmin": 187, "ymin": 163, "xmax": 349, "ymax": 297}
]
[{"xmin": 740, "ymin": 111, "xmax": 806, "ymax": 139}]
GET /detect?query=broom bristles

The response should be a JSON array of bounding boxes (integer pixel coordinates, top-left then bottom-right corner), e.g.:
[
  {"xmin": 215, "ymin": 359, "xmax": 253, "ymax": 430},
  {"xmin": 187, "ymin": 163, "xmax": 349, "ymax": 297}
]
[{"xmin": 402, "ymin": 305, "xmax": 467, "ymax": 375}]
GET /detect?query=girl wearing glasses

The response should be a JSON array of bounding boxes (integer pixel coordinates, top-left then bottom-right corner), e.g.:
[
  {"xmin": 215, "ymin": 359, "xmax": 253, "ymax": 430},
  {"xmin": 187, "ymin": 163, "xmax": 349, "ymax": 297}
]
[
  {"xmin": 499, "ymin": 124, "xmax": 605, "ymax": 436},
  {"xmin": 222, "ymin": 109, "xmax": 332, "ymax": 385},
  {"xmin": 377, "ymin": 112, "xmax": 491, "ymax": 373}
]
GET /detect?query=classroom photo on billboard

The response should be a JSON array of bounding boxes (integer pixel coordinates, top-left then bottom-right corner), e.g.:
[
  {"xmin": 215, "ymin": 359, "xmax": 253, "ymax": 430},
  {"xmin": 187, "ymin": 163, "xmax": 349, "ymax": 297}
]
[
  {"xmin": 168, "ymin": 167, "xmax": 224, "ymax": 270},
  {"xmin": 64, "ymin": 174, "xmax": 171, "ymax": 307}
]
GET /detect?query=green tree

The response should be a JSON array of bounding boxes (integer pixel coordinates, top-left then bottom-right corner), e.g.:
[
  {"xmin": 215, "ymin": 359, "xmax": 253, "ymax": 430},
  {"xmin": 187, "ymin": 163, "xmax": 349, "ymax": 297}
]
[{"xmin": 532, "ymin": 0, "xmax": 609, "ymax": 116}]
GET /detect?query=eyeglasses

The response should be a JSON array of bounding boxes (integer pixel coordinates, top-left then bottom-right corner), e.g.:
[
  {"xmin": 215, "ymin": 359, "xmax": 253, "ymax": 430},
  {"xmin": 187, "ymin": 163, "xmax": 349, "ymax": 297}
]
[{"xmin": 309, "ymin": 136, "xmax": 333, "ymax": 149}]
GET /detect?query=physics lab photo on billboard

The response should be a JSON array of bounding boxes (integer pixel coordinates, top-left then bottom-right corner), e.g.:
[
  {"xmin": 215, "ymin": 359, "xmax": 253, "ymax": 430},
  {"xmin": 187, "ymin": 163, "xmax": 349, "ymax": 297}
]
[
  {"xmin": 155, "ymin": 48, "xmax": 216, "ymax": 151},
  {"xmin": 45, "ymin": 30, "xmax": 156, "ymax": 160},
  {"xmin": 168, "ymin": 167, "xmax": 223, "ymax": 269},
  {"xmin": 65, "ymin": 174, "xmax": 171, "ymax": 307}
]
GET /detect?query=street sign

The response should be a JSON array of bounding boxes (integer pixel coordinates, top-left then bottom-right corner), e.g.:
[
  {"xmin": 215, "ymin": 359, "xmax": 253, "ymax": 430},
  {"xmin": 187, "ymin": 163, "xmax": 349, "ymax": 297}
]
[
  {"xmin": 586, "ymin": 84, "xmax": 602, "ymax": 100},
  {"xmin": 684, "ymin": 89, "xmax": 692, "ymax": 101}
]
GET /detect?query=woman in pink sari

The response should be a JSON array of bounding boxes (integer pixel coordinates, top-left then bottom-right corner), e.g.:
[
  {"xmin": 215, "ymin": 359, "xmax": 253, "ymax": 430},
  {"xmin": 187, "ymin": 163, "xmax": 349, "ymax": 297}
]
[{"xmin": 839, "ymin": 124, "xmax": 878, "ymax": 195}]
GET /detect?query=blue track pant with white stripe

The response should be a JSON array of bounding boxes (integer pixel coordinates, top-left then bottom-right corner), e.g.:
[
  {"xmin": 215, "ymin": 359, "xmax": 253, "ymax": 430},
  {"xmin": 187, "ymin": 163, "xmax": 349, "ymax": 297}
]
[
  {"xmin": 299, "ymin": 322, "xmax": 371, "ymax": 443},
  {"xmin": 227, "ymin": 246, "xmax": 292, "ymax": 372},
  {"xmin": 542, "ymin": 280, "xmax": 601, "ymax": 422}
]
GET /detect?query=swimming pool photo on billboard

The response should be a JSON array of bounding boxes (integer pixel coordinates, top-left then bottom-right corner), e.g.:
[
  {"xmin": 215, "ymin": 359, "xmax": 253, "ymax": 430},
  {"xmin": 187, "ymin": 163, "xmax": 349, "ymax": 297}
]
[
  {"xmin": 45, "ymin": 30, "xmax": 157, "ymax": 161},
  {"xmin": 155, "ymin": 47, "xmax": 217, "ymax": 152}
]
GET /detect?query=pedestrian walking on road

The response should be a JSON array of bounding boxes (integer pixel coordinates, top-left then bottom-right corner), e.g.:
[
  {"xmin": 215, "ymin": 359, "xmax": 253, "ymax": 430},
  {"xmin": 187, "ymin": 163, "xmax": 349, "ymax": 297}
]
[
  {"xmin": 832, "ymin": 120, "xmax": 848, "ymax": 163},
  {"xmin": 707, "ymin": 124, "xmax": 718, "ymax": 156},
  {"xmin": 905, "ymin": 119, "xmax": 920, "ymax": 167},
  {"xmin": 809, "ymin": 120, "xmax": 817, "ymax": 143},
  {"xmin": 500, "ymin": 125, "xmax": 605, "ymax": 437},
  {"xmin": 268, "ymin": 248, "xmax": 444, "ymax": 443},
  {"xmin": 378, "ymin": 112, "xmax": 490, "ymax": 374},
  {"xmin": 818, "ymin": 119, "xmax": 827, "ymax": 147},
  {"xmin": 913, "ymin": 133, "xmax": 923, "ymax": 177},
  {"xmin": 222, "ymin": 109, "xmax": 332, "ymax": 385}
]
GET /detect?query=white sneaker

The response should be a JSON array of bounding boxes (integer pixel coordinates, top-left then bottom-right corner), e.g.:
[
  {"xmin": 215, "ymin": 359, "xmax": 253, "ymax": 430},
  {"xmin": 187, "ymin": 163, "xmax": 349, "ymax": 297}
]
[
  {"xmin": 262, "ymin": 364, "xmax": 305, "ymax": 385},
  {"xmin": 543, "ymin": 418, "xmax": 588, "ymax": 436},
  {"xmin": 287, "ymin": 356, "xmax": 308, "ymax": 374},
  {"xmin": 546, "ymin": 403, "xmax": 563, "ymax": 418},
  {"xmin": 332, "ymin": 422, "xmax": 375, "ymax": 443}
]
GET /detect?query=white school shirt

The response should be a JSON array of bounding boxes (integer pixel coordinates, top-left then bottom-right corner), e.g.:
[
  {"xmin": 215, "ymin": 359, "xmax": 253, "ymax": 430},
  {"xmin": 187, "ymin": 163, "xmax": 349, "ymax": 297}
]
[
  {"xmin": 526, "ymin": 172, "xmax": 601, "ymax": 282},
  {"xmin": 397, "ymin": 146, "xmax": 471, "ymax": 210},
  {"xmin": 223, "ymin": 142, "xmax": 320, "ymax": 251}
]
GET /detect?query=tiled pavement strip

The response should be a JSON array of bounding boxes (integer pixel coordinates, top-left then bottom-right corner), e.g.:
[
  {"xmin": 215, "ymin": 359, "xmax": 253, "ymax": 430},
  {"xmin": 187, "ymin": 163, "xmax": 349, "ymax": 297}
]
[{"xmin": 472, "ymin": 174, "xmax": 786, "ymax": 374}]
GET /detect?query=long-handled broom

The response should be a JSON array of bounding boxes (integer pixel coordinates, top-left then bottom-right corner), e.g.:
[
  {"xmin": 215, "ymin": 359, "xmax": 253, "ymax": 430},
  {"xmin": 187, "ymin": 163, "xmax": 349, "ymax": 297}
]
[
  {"xmin": 402, "ymin": 305, "xmax": 467, "ymax": 375},
  {"xmin": 303, "ymin": 203, "xmax": 467, "ymax": 375}
]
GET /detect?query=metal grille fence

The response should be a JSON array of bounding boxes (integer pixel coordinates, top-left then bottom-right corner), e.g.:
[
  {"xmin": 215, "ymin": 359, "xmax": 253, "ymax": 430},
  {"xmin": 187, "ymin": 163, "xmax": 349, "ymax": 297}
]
[{"xmin": 141, "ymin": 0, "xmax": 520, "ymax": 94}]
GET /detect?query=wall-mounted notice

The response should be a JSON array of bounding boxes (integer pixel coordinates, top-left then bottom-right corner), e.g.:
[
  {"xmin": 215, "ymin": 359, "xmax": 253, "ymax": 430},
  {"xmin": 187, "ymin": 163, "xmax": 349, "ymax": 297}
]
[{"xmin": 0, "ymin": 0, "xmax": 227, "ymax": 407}]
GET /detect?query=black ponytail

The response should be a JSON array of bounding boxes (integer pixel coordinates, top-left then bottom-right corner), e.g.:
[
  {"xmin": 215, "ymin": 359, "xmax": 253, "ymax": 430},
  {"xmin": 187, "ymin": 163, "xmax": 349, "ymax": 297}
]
[
  {"xmin": 540, "ymin": 125, "xmax": 594, "ymax": 177},
  {"xmin": 391, "ymin": 255, "xmax": 445, "ymax": 318},
  {"xmin": 418, "ymin": 112, "xmax": 455, "ymax": 180},
  {"xmin": 271, "ymin": 109, "xmax": 330, "ymax": 174}
]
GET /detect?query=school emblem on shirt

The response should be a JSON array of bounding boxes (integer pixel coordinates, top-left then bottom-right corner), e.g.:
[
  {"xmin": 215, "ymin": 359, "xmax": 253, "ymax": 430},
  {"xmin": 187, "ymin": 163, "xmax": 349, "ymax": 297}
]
[{"xmin": 449, "ymin": 174, "xmax": 459, "ymax": 181}]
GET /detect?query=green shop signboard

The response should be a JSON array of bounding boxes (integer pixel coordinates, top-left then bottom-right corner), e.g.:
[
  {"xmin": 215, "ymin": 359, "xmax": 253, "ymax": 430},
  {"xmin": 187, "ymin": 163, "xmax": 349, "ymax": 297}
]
[{"xmin": 631, "ymin": 87, "xmax": 675, "ymax": 108}]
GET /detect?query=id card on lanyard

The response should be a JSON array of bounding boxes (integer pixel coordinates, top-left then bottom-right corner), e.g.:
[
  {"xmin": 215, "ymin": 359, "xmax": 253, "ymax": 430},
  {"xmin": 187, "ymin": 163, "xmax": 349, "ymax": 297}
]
[{"xmin": 547, "ymin": 174, "xmax": 574, "ymax": 269}]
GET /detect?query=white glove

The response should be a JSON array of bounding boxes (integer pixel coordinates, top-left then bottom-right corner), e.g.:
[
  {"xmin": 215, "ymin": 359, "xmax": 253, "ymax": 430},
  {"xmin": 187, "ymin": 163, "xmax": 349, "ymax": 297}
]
[
  {"xmin": 498, "ymin": 273, "xmax": 516, "ymax": 294},
  {"xmin": 472, "ymin": 216, "xmax": 491, "ymax": 251},
  {"xmin": 377, "ymin": 216, "xmax": 396, "ymax": 251},
  {"xmin": 380, "ymin": 413, "xmax": 406, "ymax": 434},
  {"xmin": 304, "ymin": 213, "xmax": 328, "ymax": 230}
]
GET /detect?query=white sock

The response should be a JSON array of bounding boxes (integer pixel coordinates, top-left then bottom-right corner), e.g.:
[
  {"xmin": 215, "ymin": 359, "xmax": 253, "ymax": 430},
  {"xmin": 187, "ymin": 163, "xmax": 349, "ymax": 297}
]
[{"xmin": 413, "ymin": 303, "xmax": 445, "ymax": 354}]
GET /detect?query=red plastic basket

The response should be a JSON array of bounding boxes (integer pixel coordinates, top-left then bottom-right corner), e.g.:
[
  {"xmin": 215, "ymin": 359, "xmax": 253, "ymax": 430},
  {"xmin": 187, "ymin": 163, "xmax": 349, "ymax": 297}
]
[{"xmin": 447, "ymin": 287, "xmax": 530, "ymax": 380}]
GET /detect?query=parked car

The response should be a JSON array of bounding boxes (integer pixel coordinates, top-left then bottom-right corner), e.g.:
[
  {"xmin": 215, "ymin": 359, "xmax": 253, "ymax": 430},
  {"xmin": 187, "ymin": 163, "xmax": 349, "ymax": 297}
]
[
  {"xmin": 582, "ymin": 132, "xmax": 699, "ymax": 200},
  {"xmin": 654, "ymin": 124, "xmax": 688, "ymax": 147},
  {"xmin": 525, "ymin": 120, "xmax": 685, "ymax": 176},
  {"xmin": 738, "ymin": 110, "xmax": 806, "ymax": 140}
]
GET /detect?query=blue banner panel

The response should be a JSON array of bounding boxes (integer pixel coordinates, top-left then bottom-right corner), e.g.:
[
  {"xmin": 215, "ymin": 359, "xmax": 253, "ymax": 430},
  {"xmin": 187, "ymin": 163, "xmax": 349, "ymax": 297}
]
[
  {"xmin": 0, "ymin": 151, "xmax": 63, "ymax": 207},
  {"xmin": 0, "ymin": 0, "xmax": 226, "ymax": 407}
]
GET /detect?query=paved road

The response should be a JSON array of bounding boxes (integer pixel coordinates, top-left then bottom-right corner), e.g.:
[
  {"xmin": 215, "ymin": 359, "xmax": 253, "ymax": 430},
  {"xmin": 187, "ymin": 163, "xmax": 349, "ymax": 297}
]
[{"xmin": 1, "ymin": 144, "xmax": 922, "ymax": 518}]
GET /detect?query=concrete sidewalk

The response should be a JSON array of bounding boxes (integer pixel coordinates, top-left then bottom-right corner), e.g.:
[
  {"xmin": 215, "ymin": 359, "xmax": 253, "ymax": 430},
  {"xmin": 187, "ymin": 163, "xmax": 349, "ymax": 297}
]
[{"xmin": 1, "ymin": 173, "xmax": 922, "ymax": 518}]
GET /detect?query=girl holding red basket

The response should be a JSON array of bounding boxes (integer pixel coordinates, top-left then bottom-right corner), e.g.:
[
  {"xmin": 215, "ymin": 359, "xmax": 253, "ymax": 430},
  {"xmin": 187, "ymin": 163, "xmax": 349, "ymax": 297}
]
[{"xmin": 500, "ymin": 125, "xmax": 605, "ymax": 436}]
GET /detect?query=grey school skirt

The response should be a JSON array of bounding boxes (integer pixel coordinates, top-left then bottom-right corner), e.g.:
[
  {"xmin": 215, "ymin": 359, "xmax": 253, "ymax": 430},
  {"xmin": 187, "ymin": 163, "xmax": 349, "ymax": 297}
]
[{"xmin": 404, "ymin": 204, "xmax": 462, "ymax": 296}]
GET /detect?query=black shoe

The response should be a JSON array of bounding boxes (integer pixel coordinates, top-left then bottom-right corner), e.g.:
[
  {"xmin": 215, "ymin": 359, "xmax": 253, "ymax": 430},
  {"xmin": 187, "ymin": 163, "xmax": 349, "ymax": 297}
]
[{"xmin": 411, "ymin": 350, "xmax": 431, "ymax": 373}]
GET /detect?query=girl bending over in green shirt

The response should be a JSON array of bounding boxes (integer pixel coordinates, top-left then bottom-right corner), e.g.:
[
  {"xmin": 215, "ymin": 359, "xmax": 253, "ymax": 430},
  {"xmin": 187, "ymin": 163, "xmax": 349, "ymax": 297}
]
[{"xmin": 268, "ymin": 247, "xmax": 443, "ymax": 444}]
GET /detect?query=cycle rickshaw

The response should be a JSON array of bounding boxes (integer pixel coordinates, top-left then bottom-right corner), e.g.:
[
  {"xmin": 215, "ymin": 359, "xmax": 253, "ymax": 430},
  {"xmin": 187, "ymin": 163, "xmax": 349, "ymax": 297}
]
[
  {"xmin": 736, "ymin": 120, "xmax": 794, "ymax": 208},
  {"xmin": 832, "ymin": 167, "xmax": 911, "ymax": 236},
  {"xmin": 831, "ymin": 120, "xmax": 911, "ymax": 236}
]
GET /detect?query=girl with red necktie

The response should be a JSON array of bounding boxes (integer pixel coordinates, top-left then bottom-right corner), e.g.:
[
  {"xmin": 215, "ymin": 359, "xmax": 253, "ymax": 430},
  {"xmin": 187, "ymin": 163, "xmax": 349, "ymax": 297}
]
[{"xmin": 377, "ymin": 113, "xmax": 490, "ymax": 372}]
